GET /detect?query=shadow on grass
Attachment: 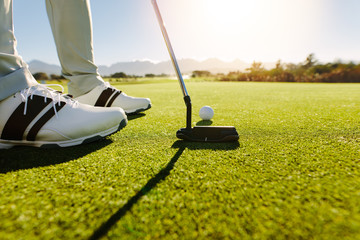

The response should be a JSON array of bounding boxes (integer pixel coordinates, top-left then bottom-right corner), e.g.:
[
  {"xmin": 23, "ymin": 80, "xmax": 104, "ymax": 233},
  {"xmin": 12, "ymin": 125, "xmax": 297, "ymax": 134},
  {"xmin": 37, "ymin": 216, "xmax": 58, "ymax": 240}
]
[
  {"xmin": 196, "ymin": 120, "xmax": 213, "ymax": 126},
  {"xmin": 89, "ymin": 140, "xmax": 239, "ymax": 239},
  {"xmin": 89, "ymin": 146, "xmax": 185, "ymax": 240},
  {"xmin": 127, "ymin": 113, "xmax": 146, "ymax": 121},
  {"xmin": 0, "ymin": 139, "xmax": 113, "ymax": 174},
  {"xmin": 172, "ymin": 139, "xmax": 240, "ymax": 150}
]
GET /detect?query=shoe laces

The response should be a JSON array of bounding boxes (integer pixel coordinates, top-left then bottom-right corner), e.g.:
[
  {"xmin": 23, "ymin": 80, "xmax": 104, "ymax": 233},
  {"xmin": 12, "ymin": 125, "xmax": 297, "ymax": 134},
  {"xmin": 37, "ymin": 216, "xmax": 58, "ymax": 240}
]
[{"xmin": 19, "ymin": 84, "xmax": 78, "ymax": 118}]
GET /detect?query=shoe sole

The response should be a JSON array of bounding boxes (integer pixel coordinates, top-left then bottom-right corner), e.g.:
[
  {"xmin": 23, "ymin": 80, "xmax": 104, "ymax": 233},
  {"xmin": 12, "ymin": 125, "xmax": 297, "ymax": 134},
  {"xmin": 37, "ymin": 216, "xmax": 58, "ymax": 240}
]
[
  {"xmin": 126, "ymin": 104, "xmax": 152, "ymax": 115},
  {"xmin": 0, "ymin": 119, "xmax": 127, "ymax": 149}
]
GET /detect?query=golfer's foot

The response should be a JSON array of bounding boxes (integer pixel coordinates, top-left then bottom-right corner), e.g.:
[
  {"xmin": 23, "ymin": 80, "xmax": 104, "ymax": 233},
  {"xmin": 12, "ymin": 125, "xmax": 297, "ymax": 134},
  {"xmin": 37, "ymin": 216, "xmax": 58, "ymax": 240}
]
[
  {"xmin": 75, "ymin": 82, "xmax": 151, "ymax": 115},
  {"xmin": 0, "ymin": 85, "xmax": 127, "ymax": 149}
]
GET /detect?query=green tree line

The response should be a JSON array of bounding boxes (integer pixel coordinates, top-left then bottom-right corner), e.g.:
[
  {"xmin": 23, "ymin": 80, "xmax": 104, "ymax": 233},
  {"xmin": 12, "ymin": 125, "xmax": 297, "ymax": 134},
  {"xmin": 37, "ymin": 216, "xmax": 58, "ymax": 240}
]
[{"xmin": 220, "ymin": 54, "xmax": 360, "ymax": 83}]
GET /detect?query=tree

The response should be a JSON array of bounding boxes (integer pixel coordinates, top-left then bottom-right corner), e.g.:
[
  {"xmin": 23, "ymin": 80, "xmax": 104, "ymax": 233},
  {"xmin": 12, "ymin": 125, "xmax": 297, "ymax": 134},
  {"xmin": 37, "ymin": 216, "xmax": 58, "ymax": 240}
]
[
  {"xmin": 246, "ymin": 61, "xmax": 264, "ymax": 73},
  {"xmin": 145, "ymin": 73, "xmax": 156, "ymax": 78},
  {"xmin": 50, "ymin": 74, "xmax": 65, "ymax": 80},
  {"xmin": 111, "ymin": 72, "xmax": 127, "ymax": 78},
  {"xmin": 275, "ymin": 60, "xmax": 283, "ymax": 70},
  {"xmin": 192, "ymin": 70, "xmax": 211, "ymax": 78},
  {"xmin": 33, "ymin": 72, "xmax": 49, "ymax": 80},
  {"xmin": 303, "ymin": 53, "xmax": 317, "ymax": 69}
]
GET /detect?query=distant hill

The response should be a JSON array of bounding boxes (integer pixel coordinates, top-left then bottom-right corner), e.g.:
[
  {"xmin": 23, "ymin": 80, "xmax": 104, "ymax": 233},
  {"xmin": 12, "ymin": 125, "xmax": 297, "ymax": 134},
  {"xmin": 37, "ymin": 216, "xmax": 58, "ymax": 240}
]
[
  {"xmin": 28, "ymin": 58, "xmax": 275, "ymax": 76},
  {"xmin": 97, "ymin": 58, "xmax": 253, "ymax": 76},
  {"xmin": 28, "ymin": 60, "xmax": 61, "ymax": 76}
]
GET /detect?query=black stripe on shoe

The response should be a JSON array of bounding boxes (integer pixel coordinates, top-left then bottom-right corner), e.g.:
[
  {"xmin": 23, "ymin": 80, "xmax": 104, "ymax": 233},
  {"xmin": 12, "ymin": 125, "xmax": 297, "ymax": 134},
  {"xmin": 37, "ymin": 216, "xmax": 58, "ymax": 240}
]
[
  {"xmin": 94, "ymin": 88, "xmax": 115, "ymax": 107},
  {"xmin": 26, "ymin": 101, "xmax": 66, "ymax": 141},
  {"xmin": 106, "ymin": 91, "xmax": 121, "ymax": 107},
  {"xmin": 1, "ymin": 96, "xmax": 52, "ymax": 140}
]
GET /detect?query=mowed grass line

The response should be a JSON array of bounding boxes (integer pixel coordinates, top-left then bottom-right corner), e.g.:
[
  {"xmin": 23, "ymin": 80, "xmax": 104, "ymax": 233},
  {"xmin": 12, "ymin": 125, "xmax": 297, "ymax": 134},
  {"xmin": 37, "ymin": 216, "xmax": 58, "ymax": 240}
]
[{"xmin": 0, "ymin": 82, "xmax": 359, "ymax": 239}]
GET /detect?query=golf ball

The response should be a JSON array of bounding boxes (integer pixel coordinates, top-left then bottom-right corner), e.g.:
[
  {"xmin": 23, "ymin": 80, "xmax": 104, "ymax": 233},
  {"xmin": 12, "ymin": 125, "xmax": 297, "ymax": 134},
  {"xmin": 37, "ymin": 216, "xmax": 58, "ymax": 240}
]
[{"xmin": 199, "ymin": 106, "xmax": 214, "ymax": 120}]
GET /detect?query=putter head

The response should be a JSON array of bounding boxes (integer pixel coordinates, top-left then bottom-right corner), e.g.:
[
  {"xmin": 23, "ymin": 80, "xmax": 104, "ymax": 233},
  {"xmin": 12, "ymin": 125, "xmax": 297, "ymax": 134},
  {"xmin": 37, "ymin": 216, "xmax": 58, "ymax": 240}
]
[{"xmin": 176, "ymin": 126, "xmax": 239, "ymax": 142}]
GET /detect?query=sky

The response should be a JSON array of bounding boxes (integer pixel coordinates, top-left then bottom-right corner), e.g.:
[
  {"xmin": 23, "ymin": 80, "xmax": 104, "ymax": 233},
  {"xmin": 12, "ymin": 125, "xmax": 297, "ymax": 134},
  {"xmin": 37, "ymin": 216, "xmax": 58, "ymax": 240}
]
[{"xmin": 12, "ymin": 0, "xmax": 360, "ymax": 66}]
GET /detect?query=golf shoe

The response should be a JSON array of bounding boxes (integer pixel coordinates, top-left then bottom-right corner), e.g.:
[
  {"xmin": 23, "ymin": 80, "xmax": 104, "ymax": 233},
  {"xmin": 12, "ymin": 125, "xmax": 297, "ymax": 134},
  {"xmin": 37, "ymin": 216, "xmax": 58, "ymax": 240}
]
[
  {"xmin": 0, "ymin": 84, "xmax": 127, "ymax": 149},
  {"xmin": 75, "ymin": 82, "xmax": 151, "ymax": 114}
]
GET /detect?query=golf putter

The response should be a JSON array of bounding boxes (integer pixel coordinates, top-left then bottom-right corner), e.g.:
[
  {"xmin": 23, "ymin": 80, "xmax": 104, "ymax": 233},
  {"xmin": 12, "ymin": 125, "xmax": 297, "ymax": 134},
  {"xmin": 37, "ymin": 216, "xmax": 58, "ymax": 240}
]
[{"xmin": 151, "ymin": 0, "xmax": 239, "ymax": 142}]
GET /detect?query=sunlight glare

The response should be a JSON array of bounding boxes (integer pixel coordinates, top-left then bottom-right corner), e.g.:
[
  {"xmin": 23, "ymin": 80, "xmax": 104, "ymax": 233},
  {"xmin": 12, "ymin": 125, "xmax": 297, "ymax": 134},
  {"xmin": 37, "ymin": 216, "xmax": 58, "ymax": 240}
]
[{"xmin": 203, "ymin": 0, "xmax": 256, "ymax": 27}]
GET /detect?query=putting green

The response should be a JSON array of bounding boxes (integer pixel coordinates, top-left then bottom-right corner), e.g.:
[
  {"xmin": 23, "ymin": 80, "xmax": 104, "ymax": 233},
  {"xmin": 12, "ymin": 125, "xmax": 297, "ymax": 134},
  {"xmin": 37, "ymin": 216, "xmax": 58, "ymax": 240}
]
[{"xmin": 0, "ymin": 81, "xmax": 359, "ymax": 239}]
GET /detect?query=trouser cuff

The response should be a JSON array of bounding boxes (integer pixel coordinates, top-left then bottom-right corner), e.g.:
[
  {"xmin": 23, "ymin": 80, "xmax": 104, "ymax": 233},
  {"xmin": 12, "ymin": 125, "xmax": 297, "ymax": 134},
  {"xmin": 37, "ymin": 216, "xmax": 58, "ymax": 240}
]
[
  {"xmin": 0, "ymin": 67, "xmax": 38, "ymax": 101},
  {"xmin": 65, "ymin": 73, "xmax": 104, "ymax": 98}
]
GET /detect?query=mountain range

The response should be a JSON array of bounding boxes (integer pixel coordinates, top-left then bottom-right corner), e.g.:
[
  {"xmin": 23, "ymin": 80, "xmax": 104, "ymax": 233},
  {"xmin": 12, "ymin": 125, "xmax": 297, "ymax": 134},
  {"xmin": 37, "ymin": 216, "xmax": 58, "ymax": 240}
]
[{"xmin": 28, "ymin": 58, "xmax": 276, "ymax": 76}]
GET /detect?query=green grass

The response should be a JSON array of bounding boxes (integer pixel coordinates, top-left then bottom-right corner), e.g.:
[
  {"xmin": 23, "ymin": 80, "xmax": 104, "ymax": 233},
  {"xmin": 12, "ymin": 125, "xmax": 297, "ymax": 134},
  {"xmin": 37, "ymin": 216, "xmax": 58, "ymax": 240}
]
[{"xmin": 1, "ymin": 81, "xmax": 359, "ymax": 240}]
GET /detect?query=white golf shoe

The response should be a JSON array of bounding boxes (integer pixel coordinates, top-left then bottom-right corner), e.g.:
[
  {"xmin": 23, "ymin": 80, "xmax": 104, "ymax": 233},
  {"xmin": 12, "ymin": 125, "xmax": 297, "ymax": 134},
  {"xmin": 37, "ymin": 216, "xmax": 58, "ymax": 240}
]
[
  {"xmin": 0, "ymin": 84, "xmax": 127, "ymax": 149},
  {"xmin": 74, "ymin": 82, "xmax": 151, "ymax": 114}
]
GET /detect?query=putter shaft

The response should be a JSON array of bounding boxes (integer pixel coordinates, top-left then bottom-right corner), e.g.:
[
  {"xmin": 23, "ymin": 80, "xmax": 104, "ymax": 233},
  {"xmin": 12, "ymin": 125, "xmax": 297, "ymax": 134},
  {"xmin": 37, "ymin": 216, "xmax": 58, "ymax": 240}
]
[{"xmin": 151, "ymin": 0, "xmax": 188, "ymax": 98}]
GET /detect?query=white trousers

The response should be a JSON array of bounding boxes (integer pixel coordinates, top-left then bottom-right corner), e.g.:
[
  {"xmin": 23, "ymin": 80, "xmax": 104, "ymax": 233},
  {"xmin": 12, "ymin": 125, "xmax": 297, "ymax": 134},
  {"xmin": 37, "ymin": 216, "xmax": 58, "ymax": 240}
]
[{"xmin": 0, "ymin": 0, "xmax": 104, "ymax": 101}]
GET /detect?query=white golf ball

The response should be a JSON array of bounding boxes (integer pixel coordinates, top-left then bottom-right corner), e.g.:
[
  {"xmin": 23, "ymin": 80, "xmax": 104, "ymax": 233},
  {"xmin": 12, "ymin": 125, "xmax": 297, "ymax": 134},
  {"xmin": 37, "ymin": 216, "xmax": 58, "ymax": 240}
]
[{"xmin": 199, "ymin": 106, "xmax": 214, "ymax": 120}]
